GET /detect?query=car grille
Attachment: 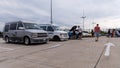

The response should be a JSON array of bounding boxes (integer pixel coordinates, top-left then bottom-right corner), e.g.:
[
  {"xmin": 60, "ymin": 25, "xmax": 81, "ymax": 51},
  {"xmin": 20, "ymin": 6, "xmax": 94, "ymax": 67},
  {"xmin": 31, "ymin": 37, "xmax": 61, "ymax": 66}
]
[
  {"xmin": 63, "ymin": 33, "xmax": 68, "ymax": 37},
  {"xmin": 38, "ymin": 33, "xmax": 48, "ymax": 37}
]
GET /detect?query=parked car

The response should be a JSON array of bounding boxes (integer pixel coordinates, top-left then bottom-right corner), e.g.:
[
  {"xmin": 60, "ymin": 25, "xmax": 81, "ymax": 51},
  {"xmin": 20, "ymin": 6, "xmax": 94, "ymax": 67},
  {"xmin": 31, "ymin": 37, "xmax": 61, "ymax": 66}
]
[
  {"xmin": 3, "ymin": 21, "xmax": 49, "ymax": 45},
  {"xmin": 39, "ymin": 24, "xmax": 69, "ymax": 41},
  {"xmin": 82, "ymin": 31, "xmax": 92, "ymax": 37},
  {"xmin": 115, "ymin": 29, "xmax": 120, "ymax": 37},
  {"xmin": 67, "ymin": 30, "xmax": 92, "ymax": 39}
]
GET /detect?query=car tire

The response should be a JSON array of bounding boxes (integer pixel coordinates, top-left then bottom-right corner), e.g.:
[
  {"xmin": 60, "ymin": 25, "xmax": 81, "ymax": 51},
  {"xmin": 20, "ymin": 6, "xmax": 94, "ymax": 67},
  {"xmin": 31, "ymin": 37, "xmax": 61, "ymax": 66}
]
[
  {"xmin": 5, "ymin": 36, "xmax": 10, "ymax": 43},
  {"xmin": 53, "ymin": 36, "xmax": 60, "ymax": 41},
  {"xmin": 24, "ymin": 37, "xmax": 30, "ymax": 45}
]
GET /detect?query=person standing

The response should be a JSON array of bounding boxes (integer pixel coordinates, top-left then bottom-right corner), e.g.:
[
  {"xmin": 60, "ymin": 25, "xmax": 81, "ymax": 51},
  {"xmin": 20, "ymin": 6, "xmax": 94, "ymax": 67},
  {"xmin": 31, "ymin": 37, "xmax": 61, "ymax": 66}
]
[
  {"xmin": 107, "ymin": 29, "xmax": 111, "ymax": 37},
  {"xmin": 94, "ymin": 24, "xmax": 100, "ymax": 41},
  {"xmin": 112, "ymin": 29, "xmax": 115, "ymax": 37},
  {"xmin": 91, "ymin": 29, "xmax": 94, "ymax": 37},
  {"xmin": 76, "ymin": 26, "xmax": 82, "ymax": 39},
  {"xmin": 110, "ymin": 29, "xmax": 113, "ymax": 37},
  {"xmin": 70, "ymin": 26, "xmax": 77, "ymax": 39}
]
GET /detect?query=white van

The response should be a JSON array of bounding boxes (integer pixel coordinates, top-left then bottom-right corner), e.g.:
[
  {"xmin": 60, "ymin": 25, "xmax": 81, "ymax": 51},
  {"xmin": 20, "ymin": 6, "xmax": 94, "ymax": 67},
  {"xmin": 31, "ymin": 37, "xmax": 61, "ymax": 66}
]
[
  {"xmin": 39, "ymin": 24, "xmax": 69, "ymax": 41},
  {"xmin": 3, "ymin": 21, "xmax": 49, "ymax": 45}
]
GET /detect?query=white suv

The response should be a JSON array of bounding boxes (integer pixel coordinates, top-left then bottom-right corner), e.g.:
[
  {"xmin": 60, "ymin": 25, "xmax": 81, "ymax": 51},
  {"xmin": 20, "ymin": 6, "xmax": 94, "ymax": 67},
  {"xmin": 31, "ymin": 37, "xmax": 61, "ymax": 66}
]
[
  {"xmin": 39, "ymin": 24, "xmax": 69, "ymax": 41},
  {"xmin": 3, "ymin": 21, "xmax": 49, "ymax": 45}
]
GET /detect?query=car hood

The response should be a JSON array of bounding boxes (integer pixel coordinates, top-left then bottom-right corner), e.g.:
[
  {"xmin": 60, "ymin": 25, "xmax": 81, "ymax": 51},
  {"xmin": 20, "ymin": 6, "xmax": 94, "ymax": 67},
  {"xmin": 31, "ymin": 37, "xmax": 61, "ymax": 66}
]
[
  {"xmin": 25, "ymin": 29, "xmax": 47, "ymax": 33},
  {"xmin": 54, "ymin": 30, "xmax": 67, "ymax": 34},
  {"xmin": 82, "ymin": 33, "xmax": 91, "ymax": 35}
]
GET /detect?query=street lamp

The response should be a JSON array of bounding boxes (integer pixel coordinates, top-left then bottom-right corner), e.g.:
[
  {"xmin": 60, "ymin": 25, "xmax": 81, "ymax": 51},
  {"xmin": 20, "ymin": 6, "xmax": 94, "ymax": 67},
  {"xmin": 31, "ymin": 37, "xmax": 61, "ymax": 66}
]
[
  {"xmin": 92, "ymin": 22, "xmax": 96, "ymax": 29},
  {"xmin": 81, "ymin": 16, "xmax": 86, "ymax": 31},
  {"xmin": 81, "ymin": 10, "xmax": 86, "ymax": 31},
  {"xmin": 50, "ymin": 0, "xmax": 53, "ymax": 24}
]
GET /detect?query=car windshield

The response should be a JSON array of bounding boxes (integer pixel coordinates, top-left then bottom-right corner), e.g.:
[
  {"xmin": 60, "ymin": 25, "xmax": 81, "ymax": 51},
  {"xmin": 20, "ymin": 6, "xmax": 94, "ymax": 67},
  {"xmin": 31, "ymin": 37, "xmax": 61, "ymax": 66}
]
[
  {"xmin": 23, "ymin": 23, "xmax": 41, "ymax": 29},
  {"xmin": 52, "ymin": 26, "xmax": 61, "ymax": 30}
]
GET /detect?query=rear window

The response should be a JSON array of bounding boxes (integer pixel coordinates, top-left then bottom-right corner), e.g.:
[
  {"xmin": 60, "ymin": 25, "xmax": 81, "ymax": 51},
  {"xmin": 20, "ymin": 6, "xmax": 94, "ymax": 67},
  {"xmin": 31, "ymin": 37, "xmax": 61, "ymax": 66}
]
[
  {"xmin": 10, "ymin": 23, "xmax": 17, "ymax": 30},
  {"xmin": 4, "ymin": 25, "xmax": 9, "ymax": 32}
]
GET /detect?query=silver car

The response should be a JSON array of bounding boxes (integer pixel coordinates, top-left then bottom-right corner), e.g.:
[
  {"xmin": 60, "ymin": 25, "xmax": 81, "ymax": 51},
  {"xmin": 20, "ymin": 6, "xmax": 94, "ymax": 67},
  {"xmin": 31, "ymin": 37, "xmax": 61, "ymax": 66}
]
[
  {"xmin": 3, "ymin": 21, "xmax": 49, "ymax": 45},
  {"xmin": 39, "ymin": 24, "xmax": 69, "ymax": 41}
]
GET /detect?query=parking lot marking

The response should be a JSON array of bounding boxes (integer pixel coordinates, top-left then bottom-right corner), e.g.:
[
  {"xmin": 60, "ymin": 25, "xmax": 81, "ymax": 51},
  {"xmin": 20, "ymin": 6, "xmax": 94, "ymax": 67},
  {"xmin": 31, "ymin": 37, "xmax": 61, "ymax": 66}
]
[
  {"xmin": 48, "ymin": 44, "xmax": 62, "ymax": 49},
  {"xmin": 0, "ymin": 47, "xmax": 14, "ymax": 51},
  {"xmin": 94, "ymin": 42, "xmax": 115, "ymax": 68},
  {"xmin": 104, "ymin": 42, "xmax": 115, "ymax": 56},
  {"xmin": 94, "ymin": 46, "xmax": 106, "ymax": 68}
]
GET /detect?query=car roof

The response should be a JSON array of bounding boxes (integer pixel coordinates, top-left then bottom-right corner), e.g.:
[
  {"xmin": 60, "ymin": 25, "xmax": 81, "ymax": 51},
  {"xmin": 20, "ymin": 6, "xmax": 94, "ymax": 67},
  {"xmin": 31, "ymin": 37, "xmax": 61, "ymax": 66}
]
[
  {"xmin": 39, "ymin": 24, "xmax": 58, "ymax": 26},
  {"xmin": 6, "ymin": 21, "xmax": 36, "ymax": 25}
]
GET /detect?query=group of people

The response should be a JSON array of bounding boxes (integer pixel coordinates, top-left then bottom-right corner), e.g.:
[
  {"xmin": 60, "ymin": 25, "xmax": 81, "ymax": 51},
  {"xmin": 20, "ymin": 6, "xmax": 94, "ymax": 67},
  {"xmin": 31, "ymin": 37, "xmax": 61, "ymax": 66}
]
[
  {"xmin": 108, "ymin": 29, "xmax": 120, "ymax": 37},
  {"xmin": 108, "ymin": 29, "xmax": 115, "ymax": 37},
  {"xmin": 68, "ymin": 24, "xmax": 120, "ymax": 42},
  {"xmin": 69, "ymin": 26, "xmax": 82, "ymax": 39},
  {"xmin": 68, "ymin": 24, "xmax": 101, "ymax": 42}
]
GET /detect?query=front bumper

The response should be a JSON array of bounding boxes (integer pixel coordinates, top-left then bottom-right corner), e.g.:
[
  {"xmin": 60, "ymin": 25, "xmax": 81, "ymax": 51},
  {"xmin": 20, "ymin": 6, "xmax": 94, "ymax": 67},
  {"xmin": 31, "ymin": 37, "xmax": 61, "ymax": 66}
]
[
  {"xmin": 60, "ymin": 38, "xmax": 68, "ymax": 41},
  {"xmin": 60, "ymin": 35, "xmax": 69, "ymax": 41},
  {"xmin": 60, "ymin": 36, "xmax": 69, "ymax": 41},
  {"xmin": 30, "ymin": 37, "xmax": 49, "ymax": 43}
]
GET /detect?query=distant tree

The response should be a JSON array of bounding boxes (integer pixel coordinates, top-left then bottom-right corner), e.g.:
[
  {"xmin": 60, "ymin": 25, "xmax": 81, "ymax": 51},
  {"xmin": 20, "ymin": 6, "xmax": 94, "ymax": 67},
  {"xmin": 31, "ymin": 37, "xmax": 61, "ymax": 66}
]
[{"xmin": 100, "ymin": 31, "xmax": 107, "ymax": 36}]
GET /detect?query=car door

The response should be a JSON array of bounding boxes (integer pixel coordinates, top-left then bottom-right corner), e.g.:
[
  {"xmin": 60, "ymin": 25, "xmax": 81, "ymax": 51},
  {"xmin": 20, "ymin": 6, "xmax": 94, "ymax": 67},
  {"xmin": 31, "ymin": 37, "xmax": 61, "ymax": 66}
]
[
  {"xmin": 16, "ymin": 22, "xmax": 25, "ymax": 41},
  {"xmin": 3, "ymin": 24, "xmax": 10, "ymax": 38},
  {"xmin": 47, "ymin": 26, "xmax": 54, "ymax": 39},
  {"xmin": 9, "ymin": 23, "xmax": 18, "ymax": 41}
]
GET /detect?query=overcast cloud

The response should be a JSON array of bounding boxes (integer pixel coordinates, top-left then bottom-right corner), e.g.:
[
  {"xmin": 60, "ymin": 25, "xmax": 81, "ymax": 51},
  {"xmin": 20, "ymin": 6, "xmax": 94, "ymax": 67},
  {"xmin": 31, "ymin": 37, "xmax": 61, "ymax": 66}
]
[{"xmin": 0, "ymin": 0, "xmax": 120, "ymax": 31}]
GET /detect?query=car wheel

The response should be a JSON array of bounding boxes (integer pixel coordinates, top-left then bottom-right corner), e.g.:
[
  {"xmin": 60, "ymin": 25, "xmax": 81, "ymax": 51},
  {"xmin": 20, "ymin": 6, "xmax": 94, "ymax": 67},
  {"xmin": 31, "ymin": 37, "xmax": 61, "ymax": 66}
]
[
  {"xmin": 53, "ymin": 36, "xmax": 60, "ymax": 41},
  {"xmin": 24, "ymin": 37, "xmax": 30, "ymax": 45},
  {"xmin": 5, "ymin": 36, "xmax": 10, "ymax": 43}
]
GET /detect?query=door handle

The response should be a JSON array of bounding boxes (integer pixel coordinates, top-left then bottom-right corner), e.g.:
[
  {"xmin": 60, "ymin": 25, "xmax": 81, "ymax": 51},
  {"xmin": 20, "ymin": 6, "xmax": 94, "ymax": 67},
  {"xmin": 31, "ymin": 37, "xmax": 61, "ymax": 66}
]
[{"xmin": 15, "ymin": 32, "xmax": 17, "ymax": 34}]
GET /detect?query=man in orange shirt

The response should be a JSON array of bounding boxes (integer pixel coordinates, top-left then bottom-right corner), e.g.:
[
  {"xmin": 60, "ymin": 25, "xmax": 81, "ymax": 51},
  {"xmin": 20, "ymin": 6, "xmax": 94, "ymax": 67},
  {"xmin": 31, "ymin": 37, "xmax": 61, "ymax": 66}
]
[{"xmin": 94, "ymin": 24, "xmax": 100, "ymax": 41}]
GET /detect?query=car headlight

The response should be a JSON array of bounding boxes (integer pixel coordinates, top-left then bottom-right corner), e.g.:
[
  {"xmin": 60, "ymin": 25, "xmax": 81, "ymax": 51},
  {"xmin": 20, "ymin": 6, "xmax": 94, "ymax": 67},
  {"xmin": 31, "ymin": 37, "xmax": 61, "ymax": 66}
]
[
  {"xmin": 60, "ymin": 33, "xmax": 65, "ymax": 37},
  {"xmin": 31, "ymin": 33, "xmax": 38, "ymax": 38}
]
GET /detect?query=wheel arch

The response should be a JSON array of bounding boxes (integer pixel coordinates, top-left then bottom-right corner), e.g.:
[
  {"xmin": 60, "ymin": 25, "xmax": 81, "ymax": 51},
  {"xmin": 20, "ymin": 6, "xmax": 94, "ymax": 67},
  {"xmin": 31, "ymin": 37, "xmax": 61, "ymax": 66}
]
[{"xmin": 53, "ymin": 35, "xmax": 60, "ymax": 41}]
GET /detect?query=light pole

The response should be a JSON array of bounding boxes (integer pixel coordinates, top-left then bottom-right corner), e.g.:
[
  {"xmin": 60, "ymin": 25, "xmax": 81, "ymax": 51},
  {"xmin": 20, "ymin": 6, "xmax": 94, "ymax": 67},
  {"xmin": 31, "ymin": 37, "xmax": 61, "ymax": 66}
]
[
  {"xmin": 50, "ymin": 0, "xmax": 53, "ymax": 24},
  {"xmin": 81, "ymin": 10, "xmax": 86, "ymax": 31},
  {"xmin": 81, "ymin": 15, "xmax": 86, "ymax": 31},
  {"xmin": 92, "ymin": 22, "xmax": 96, "ymax": 29}
]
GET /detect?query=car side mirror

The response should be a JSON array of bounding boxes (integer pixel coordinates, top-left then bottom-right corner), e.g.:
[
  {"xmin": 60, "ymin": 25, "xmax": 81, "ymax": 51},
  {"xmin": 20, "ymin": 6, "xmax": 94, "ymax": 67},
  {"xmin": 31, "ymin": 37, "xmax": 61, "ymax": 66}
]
[{"xmin": 18, "ymin": 27, "xmax": 25, "ymax": 30}]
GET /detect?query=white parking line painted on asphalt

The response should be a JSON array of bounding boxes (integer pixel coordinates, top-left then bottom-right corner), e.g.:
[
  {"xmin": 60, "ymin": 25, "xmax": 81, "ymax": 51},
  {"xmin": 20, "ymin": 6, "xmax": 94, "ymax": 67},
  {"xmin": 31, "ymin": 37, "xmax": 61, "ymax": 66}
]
[
  {"xmin": 0, "ymin": 47, "xmax": 14, "ymax": 51},
  {"xmin": 48, "ymin": 44, "xmax": 62, "ymax": 49}
]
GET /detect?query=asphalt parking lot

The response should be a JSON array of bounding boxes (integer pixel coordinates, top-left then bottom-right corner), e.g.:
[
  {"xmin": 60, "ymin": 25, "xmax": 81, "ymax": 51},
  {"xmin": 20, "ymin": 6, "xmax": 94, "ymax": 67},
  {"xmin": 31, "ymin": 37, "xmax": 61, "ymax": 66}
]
[{"xmin": 0, "ymin": 37, "xmax": 120, "ymax": 68}]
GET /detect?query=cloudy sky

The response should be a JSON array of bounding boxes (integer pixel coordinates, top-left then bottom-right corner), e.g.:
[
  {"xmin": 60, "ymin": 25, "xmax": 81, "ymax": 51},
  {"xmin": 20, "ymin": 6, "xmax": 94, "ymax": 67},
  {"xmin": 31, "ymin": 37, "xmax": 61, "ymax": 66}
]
[{"xmin": 0, "ymin": 0, "xmax": 120, "ymax": 31}]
